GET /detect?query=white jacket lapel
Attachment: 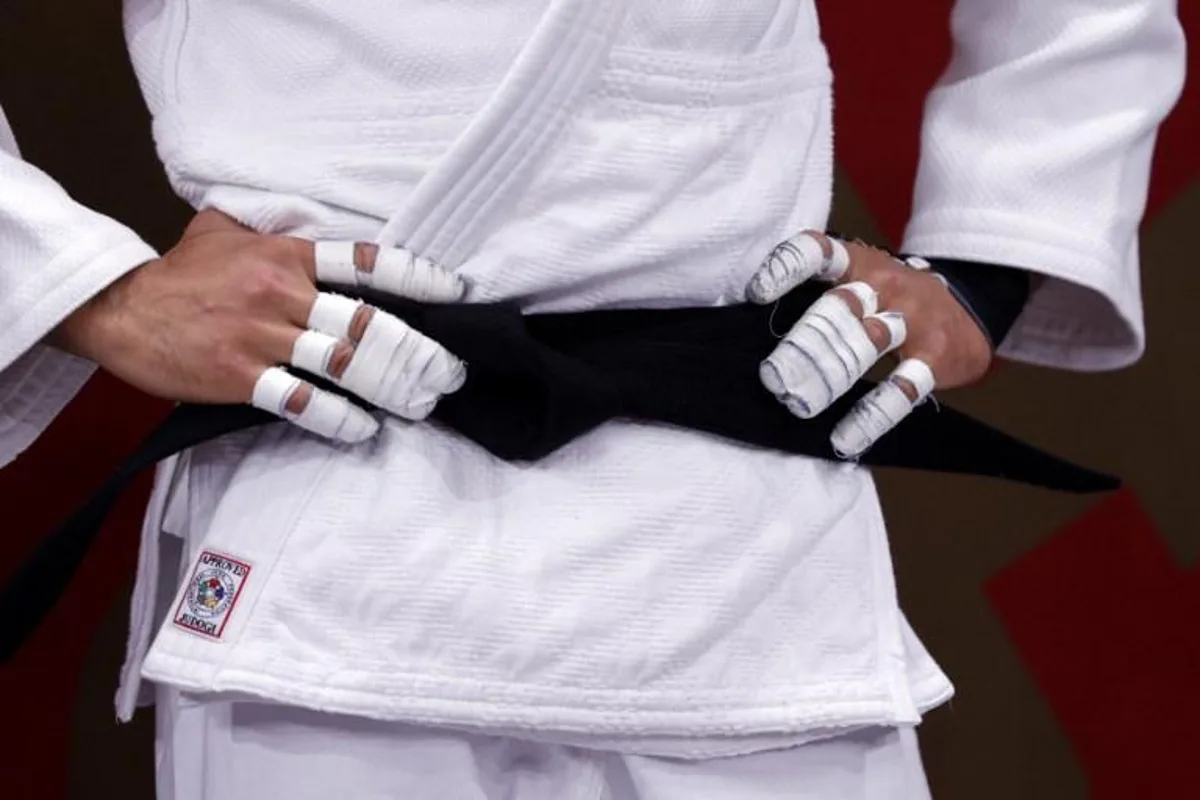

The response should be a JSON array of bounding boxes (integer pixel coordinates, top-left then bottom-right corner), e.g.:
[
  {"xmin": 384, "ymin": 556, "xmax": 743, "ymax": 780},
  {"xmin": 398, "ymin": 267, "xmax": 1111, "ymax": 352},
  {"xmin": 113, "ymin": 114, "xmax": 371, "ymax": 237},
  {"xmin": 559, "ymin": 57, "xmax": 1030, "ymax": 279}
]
[{"xmin": 376, "ymin": 0, "xmax": 628, "ymax": 268}]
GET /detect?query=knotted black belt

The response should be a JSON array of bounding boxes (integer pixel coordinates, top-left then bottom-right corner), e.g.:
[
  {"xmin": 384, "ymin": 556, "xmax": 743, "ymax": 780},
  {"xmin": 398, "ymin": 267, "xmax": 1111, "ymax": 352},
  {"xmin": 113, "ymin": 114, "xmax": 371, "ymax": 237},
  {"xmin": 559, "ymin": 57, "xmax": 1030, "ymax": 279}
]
[{"xmin": 0, "ymin": 282, "xmax": 1118, "ymax": 662}]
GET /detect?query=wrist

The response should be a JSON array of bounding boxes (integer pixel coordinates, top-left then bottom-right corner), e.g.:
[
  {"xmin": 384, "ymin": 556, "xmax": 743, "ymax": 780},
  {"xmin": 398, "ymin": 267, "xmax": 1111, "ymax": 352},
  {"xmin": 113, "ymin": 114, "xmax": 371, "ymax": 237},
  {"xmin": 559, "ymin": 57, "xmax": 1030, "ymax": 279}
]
[{"xmin": 47, "ymin": 259, "xmax": 150, "ymax": 365}]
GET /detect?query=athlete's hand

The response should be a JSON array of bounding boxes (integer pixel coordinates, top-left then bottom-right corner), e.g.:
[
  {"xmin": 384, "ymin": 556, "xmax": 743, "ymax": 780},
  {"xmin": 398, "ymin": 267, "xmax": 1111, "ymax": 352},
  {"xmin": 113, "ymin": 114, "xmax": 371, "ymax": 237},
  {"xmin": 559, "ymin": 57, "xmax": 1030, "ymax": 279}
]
[
  {"xmin": 746, "ymin": 230, "xmax": 993, "ymax": 457},
  {"xmin": 51, "ymin": 210, "xmax": 467, "ymax": 443}
]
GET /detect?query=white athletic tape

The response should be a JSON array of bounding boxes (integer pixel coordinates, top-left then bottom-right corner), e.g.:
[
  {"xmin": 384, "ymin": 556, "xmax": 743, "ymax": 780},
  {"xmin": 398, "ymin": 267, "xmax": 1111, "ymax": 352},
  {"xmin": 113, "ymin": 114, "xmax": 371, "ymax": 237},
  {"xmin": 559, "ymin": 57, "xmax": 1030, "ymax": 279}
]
[
  {"xmin": 830, "ymin": 379, "xmax": 914, "ymax": 458},
  {"xmin": 381, "ymin": 332, "xmax": 467, "ymax": 420},
  {"xmin": 891, "ymin": 357, "xmax": 936, "ymax": 399},
  {"xmin": 808, "ymin": 292, "xmax": 879, "ymax": 367},
  {"xmin": 838, "ymin": 280, "xmax": 878, "ymax": 317},
  {"xmin": 764, "ymin": 333, "xmax": 855, "ymax": 420},
  {"xmin": 762, "ymin": 284, "xmax": 902, "ymax": 420},
  {"xmin": 747, "ymin": 231, "xmax": 826, "ymax": 304},
  {"xmin": 251, "ymin": 366, "xmax": 300, "ymax": 416},
  {"xmin": 308, "ymin": 292, "xmax": 362, "ymax": 340},
  {"xmin": 865, "ymin": 310, "xmax": 907, "ymax": 354},
  {"xmin": 761, "ymin": 338, "xmax": 832, "ymax": 418},
  {"xmin": 825, "ymin": 237, "xmax": 850, "ymax": 281},
  {"xmin": 313, "ymin": 241, "xmax": 358, "ymax": 285},
  {"xmin": 292, "ymin": 386, "xmax": 379, "ymax": 442},
  {"xmin": 829, "ymin": 357, "xmax": 936, "ymax": 458},
  {"xmin": 746, "ymin": 231, "xmax": 854, "ymax": 304},
  {"xmin": 803, "ymin": 309, "xmax": 875, "ymax": 379},
  {"xmin": 314, "ymin": 240, "xmax": 467, "ymax": 303},
  {"xmin": 336, "ymin": 310, "xmax": 466, "ymax": 419},
  {"xmin": 899, "ymin": 253, "xmax": 950, "ymax": 288},
  {"xmin": 371, "ymin": 248, "xmax": 468, "ymax": 303},
  {"xmin": 251, "ymin": 366, "xmax": 378, "ymax": 443},
  {"xmin": 290, "ymin": 330, "xmax": 339, "ymax": 377}
]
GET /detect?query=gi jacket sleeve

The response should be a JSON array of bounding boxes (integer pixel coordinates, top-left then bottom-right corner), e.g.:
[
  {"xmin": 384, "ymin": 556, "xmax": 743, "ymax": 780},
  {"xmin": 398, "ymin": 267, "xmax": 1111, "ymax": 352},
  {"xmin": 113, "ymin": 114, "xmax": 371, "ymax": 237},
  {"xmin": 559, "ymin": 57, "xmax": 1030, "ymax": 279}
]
[
  {"xmin": 0, "ymin": 106, "xmax": 158, "ymax": 468},
  {"xmin": 901, "ymin": 0, "xmax": 1187, "ymax": 371}
]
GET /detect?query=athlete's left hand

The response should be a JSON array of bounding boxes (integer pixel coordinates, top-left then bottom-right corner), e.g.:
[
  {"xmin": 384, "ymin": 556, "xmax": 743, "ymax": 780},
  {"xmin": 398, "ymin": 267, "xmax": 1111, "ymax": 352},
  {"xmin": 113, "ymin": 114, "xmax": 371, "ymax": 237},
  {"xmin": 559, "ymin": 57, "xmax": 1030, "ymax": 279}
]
[{"xmin": 745, "ymin": 230, "xmax": 993, "ymax": 457}]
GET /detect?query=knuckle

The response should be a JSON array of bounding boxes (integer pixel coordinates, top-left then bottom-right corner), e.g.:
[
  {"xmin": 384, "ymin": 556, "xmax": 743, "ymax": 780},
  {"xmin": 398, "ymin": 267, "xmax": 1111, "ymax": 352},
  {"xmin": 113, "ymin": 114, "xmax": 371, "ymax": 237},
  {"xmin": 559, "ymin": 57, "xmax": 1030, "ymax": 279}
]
[
  {"xmin": 212, "ymin": 336, "xmax": 252, "ymax": 374},
  {"xmin": 871, "ymin": 266, "xmax": 904, "ymax": 300},
  {"xmin": 257, "ymin": 235, "xmax": 298, "ymax": 262},
  {"xmin": 921, "ymin": 326, "xmax": 951, "ymax": 357},
  {"xmin": 242, "ymin": 263, "xmax": 290, "ymax": 304}
]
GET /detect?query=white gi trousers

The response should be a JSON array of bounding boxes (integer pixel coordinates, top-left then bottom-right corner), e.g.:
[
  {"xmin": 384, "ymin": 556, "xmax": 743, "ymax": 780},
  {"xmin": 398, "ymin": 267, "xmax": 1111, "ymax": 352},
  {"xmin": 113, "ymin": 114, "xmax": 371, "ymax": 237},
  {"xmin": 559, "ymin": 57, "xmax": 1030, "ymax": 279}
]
[{"xmin": 155, "ymin": 687, "xmax": 931, "ymax": 800}]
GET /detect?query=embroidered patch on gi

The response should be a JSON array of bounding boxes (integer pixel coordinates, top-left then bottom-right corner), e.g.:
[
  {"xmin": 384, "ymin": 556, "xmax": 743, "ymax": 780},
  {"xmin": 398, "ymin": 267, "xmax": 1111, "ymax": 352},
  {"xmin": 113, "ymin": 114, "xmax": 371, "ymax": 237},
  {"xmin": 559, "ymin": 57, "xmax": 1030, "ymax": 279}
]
[{"xmin": 171, "ymin": 550, "xmax": 252, "ymax": 640}]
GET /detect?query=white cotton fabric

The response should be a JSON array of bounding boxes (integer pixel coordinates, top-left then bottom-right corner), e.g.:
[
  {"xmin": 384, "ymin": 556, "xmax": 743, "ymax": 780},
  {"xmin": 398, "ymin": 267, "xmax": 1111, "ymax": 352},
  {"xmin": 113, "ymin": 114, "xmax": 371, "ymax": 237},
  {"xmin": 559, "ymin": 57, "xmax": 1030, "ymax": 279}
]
[
  {"xmin": 154, "ymin": 687, "xmax": 931, "ymax": 800},
  {"xmin": 0, "ymin": 108, "xmax": 157, "ymax": 469},
  {"xmin": 0, "ymin": 0, "xmax": 1185, "ymax": 762},
  {"xmin": 901, "ymin": 0, "xmax": 1187, "ymax": 370}
]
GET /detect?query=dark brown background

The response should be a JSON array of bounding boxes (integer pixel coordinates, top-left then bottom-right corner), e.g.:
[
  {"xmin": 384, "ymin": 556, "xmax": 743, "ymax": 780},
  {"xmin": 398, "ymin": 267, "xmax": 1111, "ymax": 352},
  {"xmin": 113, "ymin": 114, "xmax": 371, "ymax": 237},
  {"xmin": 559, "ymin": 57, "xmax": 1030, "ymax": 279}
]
[{"xmin": 0, "ymin": 1, "xmax": 1196, "ymax": 798}]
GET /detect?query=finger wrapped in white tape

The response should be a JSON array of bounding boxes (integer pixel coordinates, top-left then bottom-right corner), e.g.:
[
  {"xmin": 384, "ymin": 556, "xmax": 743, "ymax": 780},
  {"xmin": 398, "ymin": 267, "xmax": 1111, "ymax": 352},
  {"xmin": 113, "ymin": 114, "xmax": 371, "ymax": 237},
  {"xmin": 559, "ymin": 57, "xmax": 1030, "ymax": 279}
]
[
  {"xmin": 837, "ymin": 280, "xmax": 878, "ymax": 317},
  {"xmin": 336, "ymin": 310, "xmax": 467, "ymax": 420},
  {"xmin": 804, "ymin": 303, "xmax": 877, "ymax": 378},
  {"xmin": 891, "ymin": 356, "xmax": 936, "ymax": 397},
  {"xmin": 313, "ymin": 241, "xmax": 359, "ymax": 285},
  {"xmin": 372, "ymin": 247, "xmax": 468, "ymax": 302},
  {"xmin": 824, "ymin": 237, "xmax": 850, "ymax": 280},
  {"xmin": 290, "ymin": 330, "xmax": 340, "ymax": 377},
  {"xmin": 864, "ymin": 310, "xmax": 907, "ymax": 355},
  {"xmin": 760, "ymin": 288, "xmax": 883, "ymax": 419},
  {"xmin": 830, "ymin": 357, "xmax": 936, "ymax": 458},
  {"xmin": 307, "ymin": 292, "xmax": 362, "ymax": 340},
  {"xmin": 314, "ymin": 240, "xmax": 467, "ymax": 302},
  {"xmin": 251, "ymin": 366, "xmax": 378, "ymax": 443},
  {"xmin": 746, "ymin": 231, "xmax": 851, "ymax": 304}
]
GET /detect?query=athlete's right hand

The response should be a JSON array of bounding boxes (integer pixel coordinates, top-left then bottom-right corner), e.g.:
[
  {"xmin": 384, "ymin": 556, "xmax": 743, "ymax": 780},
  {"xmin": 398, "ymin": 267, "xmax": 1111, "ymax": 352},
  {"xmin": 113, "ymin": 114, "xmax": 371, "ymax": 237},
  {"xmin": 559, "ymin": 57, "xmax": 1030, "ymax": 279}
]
[{"xmin": 51, "ymin": 210, "xmax": 467, "ymax": 443}]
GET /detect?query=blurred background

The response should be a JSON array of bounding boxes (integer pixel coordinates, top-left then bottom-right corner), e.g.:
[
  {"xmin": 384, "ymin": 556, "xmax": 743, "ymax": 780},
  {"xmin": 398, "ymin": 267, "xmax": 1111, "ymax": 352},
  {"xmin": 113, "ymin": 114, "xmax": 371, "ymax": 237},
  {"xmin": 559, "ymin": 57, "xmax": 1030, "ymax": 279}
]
[{"xmin": 0, "ymin": 1, "xmax": 1195, "ymax": 798}]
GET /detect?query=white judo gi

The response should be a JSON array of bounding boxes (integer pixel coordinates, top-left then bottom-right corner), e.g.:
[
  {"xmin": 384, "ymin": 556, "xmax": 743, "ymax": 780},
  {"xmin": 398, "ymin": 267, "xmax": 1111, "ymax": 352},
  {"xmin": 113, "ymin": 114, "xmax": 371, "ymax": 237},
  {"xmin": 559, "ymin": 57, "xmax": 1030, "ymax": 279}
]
[{"xmin": 0, "ymin": 1, "xmax": 1186, "ymax": 797}]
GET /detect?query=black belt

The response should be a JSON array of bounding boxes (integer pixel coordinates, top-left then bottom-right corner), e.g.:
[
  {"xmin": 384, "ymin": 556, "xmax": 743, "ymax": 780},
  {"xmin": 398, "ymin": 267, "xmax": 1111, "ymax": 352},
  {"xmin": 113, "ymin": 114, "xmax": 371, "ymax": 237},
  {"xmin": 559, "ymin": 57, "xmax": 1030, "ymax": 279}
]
[{"xmin": 0, "ymin": 282, "xmax": 1118, "ymax": 663}]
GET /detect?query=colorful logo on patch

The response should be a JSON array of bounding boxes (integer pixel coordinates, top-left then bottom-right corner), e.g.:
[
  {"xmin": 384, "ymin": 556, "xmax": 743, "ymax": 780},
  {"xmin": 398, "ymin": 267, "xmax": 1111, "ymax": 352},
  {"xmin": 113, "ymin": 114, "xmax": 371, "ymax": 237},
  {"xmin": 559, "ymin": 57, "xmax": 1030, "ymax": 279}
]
[
  {"xmin": 188, "ymin": 569, "xmax": 233, "ymax": 618},
  {"xmin": 172, "ymin": 550, "xmax": 252, "ymax": 640}
]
